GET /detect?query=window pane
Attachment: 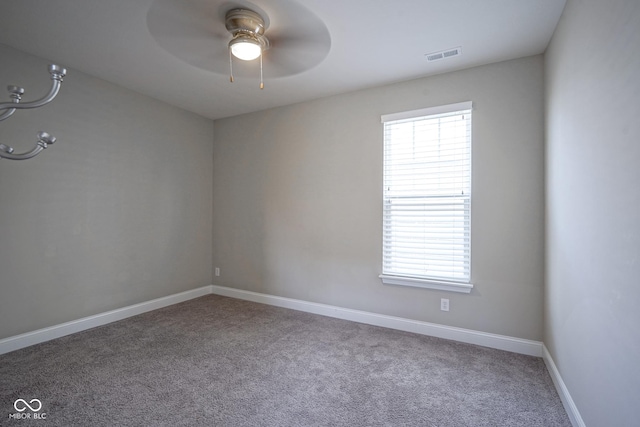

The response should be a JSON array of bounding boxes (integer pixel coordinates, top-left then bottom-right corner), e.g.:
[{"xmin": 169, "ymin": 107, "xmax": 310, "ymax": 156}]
[{"xmin": 382, "ymin": 107, "xmax": 471, "ymax": 283}]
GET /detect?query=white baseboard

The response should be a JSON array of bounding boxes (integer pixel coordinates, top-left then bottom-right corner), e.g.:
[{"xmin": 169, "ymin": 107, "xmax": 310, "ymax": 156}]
[
  {"xmin": 0, "ymin": 285, "xmax": 213, "ymax": 355},
  {"xmin": 542, "ymin": 345, "xmax": 585, "ymax": 427},
  {"xmin": 210, "ymin": 285, "xmax": 542, "ymax": 357},
  {"xmin": 0, "ymin": 283, "xmax": 543, "ymax": 358},
  {"xmin": 2, "ymin": 283, "xmax": 572, "ymax": 421}
]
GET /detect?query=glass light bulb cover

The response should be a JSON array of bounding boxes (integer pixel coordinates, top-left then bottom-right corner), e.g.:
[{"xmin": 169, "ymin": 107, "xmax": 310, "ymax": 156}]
[{"xmin": 230, "ymin": 40, "xmax": 261, "ymax": 61}]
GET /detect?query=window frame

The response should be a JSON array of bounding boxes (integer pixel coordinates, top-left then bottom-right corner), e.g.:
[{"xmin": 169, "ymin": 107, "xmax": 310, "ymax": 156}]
[{"xmin": 379, "ymin": 101, "xmax": 474, "ymax": 294}]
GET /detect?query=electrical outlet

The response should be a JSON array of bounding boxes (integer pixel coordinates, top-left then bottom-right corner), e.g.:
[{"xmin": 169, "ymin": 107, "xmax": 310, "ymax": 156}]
[
  {"xmin": 440, "ymin": 298, "xmax": 450, "ymax": 312},
  {"xmin": 215, "ymin": 267, "xmax": 220, "ymax": 277}
]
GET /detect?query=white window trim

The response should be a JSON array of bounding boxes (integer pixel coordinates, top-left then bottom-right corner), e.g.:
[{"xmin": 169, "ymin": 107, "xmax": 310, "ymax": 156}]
[
  {"xmin": 379, "ymin": 274, "xmax": 473, "ymax": 294},
  {"xmin": 380, "ymin": 101, "xmax": 473, "ymax": 123},
  {"xmin": 380, "ymin": 101, "xmax": 474, "ymax": 294}
]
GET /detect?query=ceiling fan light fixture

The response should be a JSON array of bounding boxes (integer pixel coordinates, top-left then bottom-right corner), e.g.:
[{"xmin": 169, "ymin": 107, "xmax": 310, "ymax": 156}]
[
  {"xmin": 225, "ymin": 8, "xmax": 271, "ymax": 88},
  {"xmin": 229, "ymin": 35, "xmax": 262, "ymax": 61}
]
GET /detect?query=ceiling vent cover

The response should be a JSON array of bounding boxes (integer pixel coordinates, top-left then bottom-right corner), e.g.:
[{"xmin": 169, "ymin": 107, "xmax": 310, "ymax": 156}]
[{"xmin": 426, "ymin": 46, "xmax": 462, "ymax": 62}]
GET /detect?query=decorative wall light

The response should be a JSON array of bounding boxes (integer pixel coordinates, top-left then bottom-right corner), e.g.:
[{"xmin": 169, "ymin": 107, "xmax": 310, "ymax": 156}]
[{"xmin": 0, "ymin": 64, "xmax": 67, "ymax": 160}]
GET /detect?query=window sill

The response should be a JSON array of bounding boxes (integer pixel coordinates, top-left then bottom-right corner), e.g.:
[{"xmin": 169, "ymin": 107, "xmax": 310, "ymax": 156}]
[{"xmin": 379, "ymin": 274, "xmax": 473, "ymax": 294}]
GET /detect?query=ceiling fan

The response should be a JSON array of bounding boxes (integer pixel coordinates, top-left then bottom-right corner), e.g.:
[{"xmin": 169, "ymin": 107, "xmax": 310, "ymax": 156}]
[{"xmin": 147, "ymin": 0, "xmax": 332, "ymax": 88}]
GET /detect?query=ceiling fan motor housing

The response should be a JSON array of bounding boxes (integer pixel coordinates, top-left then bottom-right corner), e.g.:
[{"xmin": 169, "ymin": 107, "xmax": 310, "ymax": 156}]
[{"xmin": 225, "ymin": 8, "xmax": 269, "ymax": 50}]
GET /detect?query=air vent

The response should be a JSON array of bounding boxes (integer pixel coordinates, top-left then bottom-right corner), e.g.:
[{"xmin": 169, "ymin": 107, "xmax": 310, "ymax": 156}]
[{"xmin": 425, "ymin": 46, "xmax": 462, "ymax": 62}]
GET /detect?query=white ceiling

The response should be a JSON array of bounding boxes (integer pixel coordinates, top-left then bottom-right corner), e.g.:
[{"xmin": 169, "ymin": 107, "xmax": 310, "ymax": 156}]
[{"xmin": 0, "ymin": 0, "xmax": 566, "ymax": 120}]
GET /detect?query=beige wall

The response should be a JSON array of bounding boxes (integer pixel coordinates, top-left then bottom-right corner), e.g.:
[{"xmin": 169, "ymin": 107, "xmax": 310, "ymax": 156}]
[
  {"xmin": 545, "ymin": 0, "xmax": 640, "ymax": 425},
  {"xmin": 213, "ymin": 55, "xmax": 545, "ymax": 340},
  {"xmin": 0, "ymin": 45, "xmax": 213, "ymax": 339}
]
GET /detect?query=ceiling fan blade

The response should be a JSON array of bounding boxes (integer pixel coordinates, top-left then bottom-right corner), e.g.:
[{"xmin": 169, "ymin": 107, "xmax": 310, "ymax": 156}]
[
  {"xmin": 148, "ymin": 0, "xmax": 226, "ymax": 39},
  {"xmin": 258, "ymin": 0, "xmax": 331, "ymax": 76},
  {"xmin": 261, "ymin": 28, "xmax": 330, "ymax": 77},
  {"xmin": 148, "ymin": 0, "xmax": 232, "ymax": 73},
  {"xmin": 147, "ymin": 0, "xmax": 331, "ymax": 78},
  {"xmin": 262, "ymin": 45, "xmax": 326, "ymax": 77}
]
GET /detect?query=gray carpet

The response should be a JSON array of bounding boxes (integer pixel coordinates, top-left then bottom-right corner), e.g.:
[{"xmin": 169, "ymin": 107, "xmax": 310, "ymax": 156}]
[{"xmin": 0, "ymin": 295, "xmax": 570, "ymax": 426}]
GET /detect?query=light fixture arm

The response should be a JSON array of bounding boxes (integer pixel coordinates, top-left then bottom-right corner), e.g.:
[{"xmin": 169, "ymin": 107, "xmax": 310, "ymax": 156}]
[
  {"xmin": 0, "ymin": 64, "xmax": 66, "ymax": 161},
  {"xmin": 0, "ymin": 132, "xmax": 56, "ymax": 161}
]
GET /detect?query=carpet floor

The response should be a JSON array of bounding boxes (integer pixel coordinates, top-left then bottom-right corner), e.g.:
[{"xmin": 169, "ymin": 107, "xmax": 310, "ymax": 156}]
[{"xmin": 0, "ymin": 294, "xmax": 571, "ymax": 426}]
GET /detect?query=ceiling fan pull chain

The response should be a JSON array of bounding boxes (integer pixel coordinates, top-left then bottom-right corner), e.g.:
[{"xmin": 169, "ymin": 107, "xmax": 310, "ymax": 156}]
[
  {"xmin": 260, "ymin": 54, "xmax": 264, "ymax": 90},
  {"xmin": 229, "ymin": 48, "xmax": 234, "ymax": 83}
]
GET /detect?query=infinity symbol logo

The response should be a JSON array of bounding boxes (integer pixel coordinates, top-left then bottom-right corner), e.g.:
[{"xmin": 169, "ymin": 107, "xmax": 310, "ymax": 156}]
[{"xmin": 14, "ymin": 399, "xmax": 42, "ymax": 412}]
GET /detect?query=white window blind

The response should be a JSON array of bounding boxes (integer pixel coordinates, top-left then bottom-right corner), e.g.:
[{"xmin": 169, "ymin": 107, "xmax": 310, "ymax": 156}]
[{"xmin": 380, "ymin": 102, "xmax": 472, "ymax": 292}]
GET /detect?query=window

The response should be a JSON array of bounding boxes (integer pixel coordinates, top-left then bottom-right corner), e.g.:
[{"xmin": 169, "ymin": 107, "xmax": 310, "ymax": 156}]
[{"xmin": 379, "ymin": 102, "xmax": 473, "ymax": 293}]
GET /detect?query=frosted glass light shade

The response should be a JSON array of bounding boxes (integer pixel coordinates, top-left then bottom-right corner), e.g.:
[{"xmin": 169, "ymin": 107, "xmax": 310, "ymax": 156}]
[{"xmin": 230, "ymin": 37, "xmax": 261, "ymax": 61}]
